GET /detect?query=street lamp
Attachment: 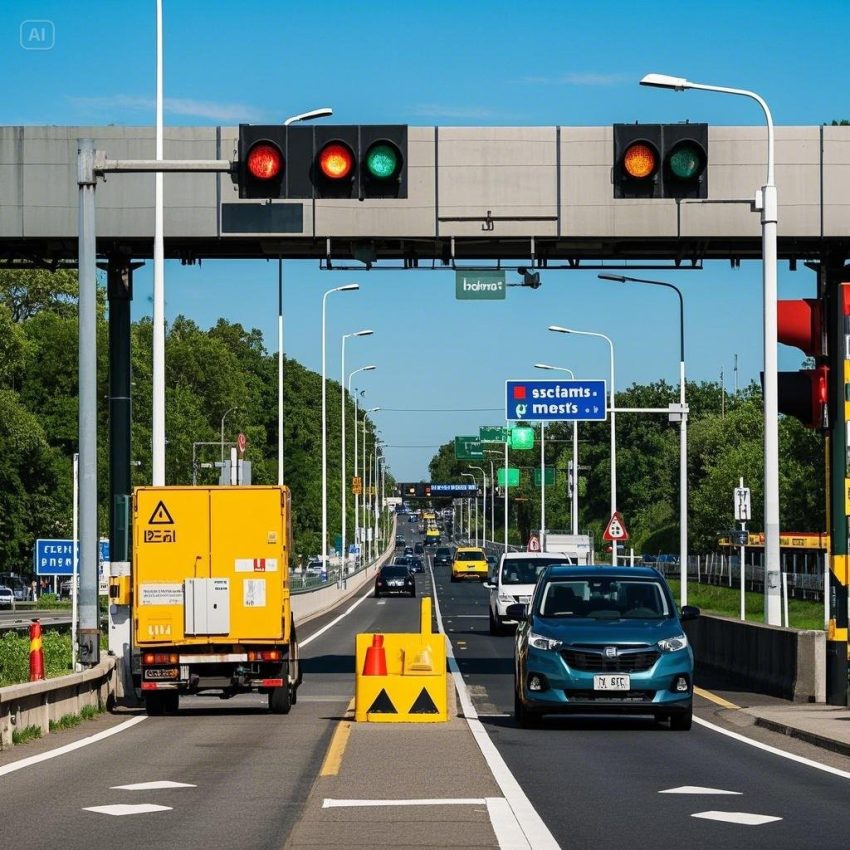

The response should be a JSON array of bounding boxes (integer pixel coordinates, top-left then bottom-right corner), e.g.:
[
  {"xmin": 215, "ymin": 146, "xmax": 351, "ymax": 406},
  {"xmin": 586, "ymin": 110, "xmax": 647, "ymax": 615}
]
[
  {"xmin": 220, "ymin": 405, "xmax": 239, "ymax": 464},
  {"xmin": 640, "ymin": 73, "xmax": 780, "ymax": 622},
  {"xmin": 534, "ymin": 364, "xmax": 579, "ymax": 537},
  {"xmin": 599, "ymin": 272, "xmax": 689, "ymax": 603},
  {"xmin": 549, "ymin": 325, "xmax": 617, "ymax": 563},
  {"xmin": 349, "ymin": 372, "xmax": 377, "ymax": 567},
  {"xmin": 359, "ymin": 407, "xmax": 380, "ymax": 563},
  {"xmin": 278, "ymin": 108, "xmax": 334, "ymax": 486},
  {"xmin": 469, "ymin": 465, "xmax": 486, "ymax": 547},
  {"xmin": 322, "ymin": 284, "xmax": 359, "ymax": 567},
  {"xmin": 462, "ymin": 473, "xmax": 476, "ymax": 545},
  {"xmin": 340, "ymin": 332, "xmax": 374, "ymax": 584}
]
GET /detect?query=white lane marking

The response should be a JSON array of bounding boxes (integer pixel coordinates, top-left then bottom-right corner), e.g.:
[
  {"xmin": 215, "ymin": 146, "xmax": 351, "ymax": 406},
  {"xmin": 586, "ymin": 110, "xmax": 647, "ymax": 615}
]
[
  {"xmin": 111, "ymin": 781, "xmax": 196, "ymax": 790},
  {"xmin": 660, "ymin": 786, "xmax": 742, "ymax": 795},
  {"xmin": 323, "ymin": 797, "xmax": 487, "ymax": 808},
  {"xmin": 691, "ymin": 811, "xmax": 782, "ymax": 826},
  {"xmin": 487, "ymin": 796, "xmax": 533, "ymax": 849},
  {"xmin": 84, "ymin": 803, "xmax": 172, "ymax": 816},
  {"xmin": 695, "ymin": 716, "xmax": 850, "ymax": 780},
  {"xmin": 453, "ymin": 615, "xmax": 488, "ymax": 619},
  {"xmin": 376, "ymin": 600, "xmax": 386, "ymax": 605},
  {"xmin": 299, "ymin": 583, "xmax": 376, "ymax": 648},
  {"xmin": 428, "ymin": 560, "xmax": 557, "ymax": 850},
  {"xmin": 0, "ymin": 716, "xmax": 147, "ymax": 777}
]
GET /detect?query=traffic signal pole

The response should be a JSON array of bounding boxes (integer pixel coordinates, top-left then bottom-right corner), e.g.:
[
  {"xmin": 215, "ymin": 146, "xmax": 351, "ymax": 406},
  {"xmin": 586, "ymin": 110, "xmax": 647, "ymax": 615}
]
[{"xmin": 825, "ymin": 259, "xmax": 850, "ymax": 704}]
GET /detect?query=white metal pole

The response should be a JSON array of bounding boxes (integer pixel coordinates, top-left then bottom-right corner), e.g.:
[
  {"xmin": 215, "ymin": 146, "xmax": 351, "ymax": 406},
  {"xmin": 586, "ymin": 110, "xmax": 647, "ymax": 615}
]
[
  {"xmin": 278, "ymin": 260, "xmax": 284, "ymax": 485},
  {"xmin": 489, "ymin": 460, "xmax": 495, "ymax": 544},
  {"xmin": 609, "ymin": 338, "xmax": 617, "ymax": 565},
  {"xmin": 353, "ymin": 391, "xmax": 359, "ymax": 562},
  {"xmin": 540, "ymin": 422, "xmax": 545, "ymax": 547},
  {"xmin": 503, "ymin": 439, "xmax": 509, "ymax": 552},
  {"xmin": 152, "ymin": 0, "xmax": 165, "ymax": 486},
  {"xmin": 321, "ymin": 291, "xmax": 329, "ymax": 566},
  {"xmin": 72, "ymin": 452, "xmax": 79, "ymax": 670},
  {"xmin": 572, "ymin": 420, "xmax": 579, "ymax": 535}
]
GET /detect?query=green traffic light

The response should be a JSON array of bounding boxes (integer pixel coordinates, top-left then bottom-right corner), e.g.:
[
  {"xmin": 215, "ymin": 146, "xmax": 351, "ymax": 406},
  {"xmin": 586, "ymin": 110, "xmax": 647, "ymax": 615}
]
[
  {"xmin": 667, "ymin": 143, "xmax": 704, "ymax": 180},
  {"xmin": 366, "ymin": 143, "xmax": 400, "ymax": 180}
]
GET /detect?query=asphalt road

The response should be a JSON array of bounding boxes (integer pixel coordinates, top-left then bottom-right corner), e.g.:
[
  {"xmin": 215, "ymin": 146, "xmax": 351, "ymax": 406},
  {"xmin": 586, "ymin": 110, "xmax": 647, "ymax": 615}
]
[
  {"xmin": 432, "ymin": 550, "xmax": 850, "ymax": 849},
  {"xmin": 3, "ymin": 520, "xmax": 850, "ymax": 849}
]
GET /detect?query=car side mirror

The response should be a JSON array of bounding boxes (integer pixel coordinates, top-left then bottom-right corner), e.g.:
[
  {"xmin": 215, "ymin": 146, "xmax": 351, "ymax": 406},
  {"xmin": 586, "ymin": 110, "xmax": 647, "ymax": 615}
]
[
  {"xmin": 680, "ymin": 605, "xmax": 700, "ymax": 621},
  {"xmin": 505, "ymin": 603, "xmax": 527, "ymax": 621},
  {"xmin": 482, "ymin": 581, "xmax": 494, "ymax": 589}
]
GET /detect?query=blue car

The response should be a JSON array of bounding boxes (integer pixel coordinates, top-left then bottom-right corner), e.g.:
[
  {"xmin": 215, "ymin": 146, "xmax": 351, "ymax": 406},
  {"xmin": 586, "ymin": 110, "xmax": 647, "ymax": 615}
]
[{"xmin": 510, "ymin": 565, "xmax": 699, "ymax": 730}]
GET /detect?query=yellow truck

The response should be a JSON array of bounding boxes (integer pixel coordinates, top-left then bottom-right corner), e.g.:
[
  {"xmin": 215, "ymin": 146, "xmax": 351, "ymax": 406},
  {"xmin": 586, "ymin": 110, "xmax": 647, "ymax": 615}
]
[{"xmin": 132, "ymin": 485, "xmax": 301, "ymax": 716}]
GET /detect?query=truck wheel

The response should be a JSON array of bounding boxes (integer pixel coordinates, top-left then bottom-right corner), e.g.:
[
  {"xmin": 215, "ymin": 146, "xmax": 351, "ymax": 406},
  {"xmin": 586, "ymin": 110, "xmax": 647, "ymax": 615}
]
[
  {"xmin": 164, "ymin": 692, "xmax": 179, "ymax": 714},
  {"xmin": 269, "ymin": 684, "xmax": 291, "ymax": 714},
  {"xmin": 144, "ymin": 693, "xmax": 166, "ymax": 716}
]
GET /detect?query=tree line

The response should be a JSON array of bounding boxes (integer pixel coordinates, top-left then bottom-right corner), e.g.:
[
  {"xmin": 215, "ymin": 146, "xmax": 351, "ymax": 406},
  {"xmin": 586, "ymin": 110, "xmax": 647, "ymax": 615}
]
[{"xmin": 0, "ymin": 269, "xmax": 382, "ymax": 572}]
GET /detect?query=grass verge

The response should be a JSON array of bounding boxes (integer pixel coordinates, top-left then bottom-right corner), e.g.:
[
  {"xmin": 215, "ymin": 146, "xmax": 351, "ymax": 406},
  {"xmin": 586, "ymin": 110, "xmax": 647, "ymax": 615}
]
[{"xmin": 12, "ymin": 724, "xmax": 42, "ymax": 745}]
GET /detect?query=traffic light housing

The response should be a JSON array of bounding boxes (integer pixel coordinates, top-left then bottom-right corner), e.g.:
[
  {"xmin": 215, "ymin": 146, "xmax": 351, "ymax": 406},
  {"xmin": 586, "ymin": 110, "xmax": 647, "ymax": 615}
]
[
  {"xmin": 613, "ymin": 123, "xmax": 708, "ymax": 199},
  {"xmin": 773, "ymin": 297, "xmax": 828, "ymax": 429},
  {"xmin": 237, "ymin": 125, "xmax": 407, "ymax": 200}
]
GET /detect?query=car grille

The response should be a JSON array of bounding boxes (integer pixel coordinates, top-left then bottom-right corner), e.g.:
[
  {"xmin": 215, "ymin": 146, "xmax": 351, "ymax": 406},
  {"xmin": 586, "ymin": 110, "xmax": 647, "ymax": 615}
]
[
  {"xmin": 560, "ymin": 646, "xmax": 660, "ymax": 673},
  {"xmin": 566, "ymin": 690, "xmax": 656, "ymax": 703}
]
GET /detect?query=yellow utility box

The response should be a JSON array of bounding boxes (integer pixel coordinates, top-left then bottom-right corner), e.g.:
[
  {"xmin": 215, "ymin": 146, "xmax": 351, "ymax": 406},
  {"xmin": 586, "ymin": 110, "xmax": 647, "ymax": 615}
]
[
  {"xmin": 354, "ymin": 597, "xmax": 448, "ymax": 723},
  {"xmin": 132, "ymin": 486, "xmax": 299, "ymax": 716}
]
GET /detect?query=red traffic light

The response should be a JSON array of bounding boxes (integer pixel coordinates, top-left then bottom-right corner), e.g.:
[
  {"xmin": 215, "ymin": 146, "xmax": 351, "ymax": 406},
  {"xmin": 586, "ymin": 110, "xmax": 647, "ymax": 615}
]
[
  {"xmin": 246, "ymin": 142, "xmax": 283, "ymax": 181},
  {"xmin": 777, "ymin": 298, "xmax": 823, "ymax": 357},
  {"xmin": 772, "ymin": 364, "xmax": 829, "ymax": 429}
]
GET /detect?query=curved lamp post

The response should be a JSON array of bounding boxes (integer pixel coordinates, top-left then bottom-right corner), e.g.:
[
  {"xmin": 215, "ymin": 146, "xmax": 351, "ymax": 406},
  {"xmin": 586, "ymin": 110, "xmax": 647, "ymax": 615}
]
[{"xmin": 639, "ymin": 72, "xmax": 779, "ymax": 622}]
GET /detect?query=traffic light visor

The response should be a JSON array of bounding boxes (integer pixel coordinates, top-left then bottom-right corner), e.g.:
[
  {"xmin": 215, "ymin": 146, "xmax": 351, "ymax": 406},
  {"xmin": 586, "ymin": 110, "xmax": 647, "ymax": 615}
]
[
  {"xmin": 318, "ymin": 142, "xmax": 354, "ymax": 180},
  {"xmin": 622, "ymin": 142, "xmax": 657, "ymax": 179},
  {"xmin": 667, "ymin": 140, "xmax": 706, "ymax": 180},
  {"xmin": 365, "ymin": 142, "xmax": 402, "ymax": 180},
  {"xmin": 247, "ymin": 143, "xmax": 283, "ymax": 180}
]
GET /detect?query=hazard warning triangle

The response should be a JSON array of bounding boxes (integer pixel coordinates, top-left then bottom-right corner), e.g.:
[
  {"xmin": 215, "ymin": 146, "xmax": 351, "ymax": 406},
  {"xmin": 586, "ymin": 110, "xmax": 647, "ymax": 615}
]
[
  {"xmin": 408, "ymin": 687, "xmax": 439, "ymax": 714},
  {"xmin": 602, "ymin": 511, "xmax": 629, "ymax": 541},
  {"xmin": 366, "ymin": 689, "xmax": 398, "ymax": 714},
  {"xmin": 148, "ymin": 500, "xmax": 174, "ymax": 525}
]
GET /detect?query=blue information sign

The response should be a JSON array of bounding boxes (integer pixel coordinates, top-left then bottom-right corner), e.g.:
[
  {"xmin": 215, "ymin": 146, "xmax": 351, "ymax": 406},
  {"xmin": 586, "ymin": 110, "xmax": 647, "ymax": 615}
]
[
  {"xmin": 505, "ymin": 379, "xmax": 607, "ymax": 422},
  {"xmin": 33, "ymin": 538, "xmax": 110, "ymax": 576}
]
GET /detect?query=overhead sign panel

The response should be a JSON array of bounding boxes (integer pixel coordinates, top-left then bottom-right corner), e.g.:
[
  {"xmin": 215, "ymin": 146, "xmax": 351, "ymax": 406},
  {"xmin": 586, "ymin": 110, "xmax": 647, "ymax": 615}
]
[
  {"xmin": 479, "ymin": 426, "xmax": 508, "ymax": 443},
  {"xmin": 455, "ymin": 271, "xmax": 506, "ymax": 300},
  {"xmin": 429, "ymin": 483, "xmax": 478, "ymax": 497},
  {"xmin": 454, "ymin": 436, "xmax": 484, "ymax": 460},
  {"xmin": 505, "ymin": 379, "xmax": 607, "ymax": 422}
]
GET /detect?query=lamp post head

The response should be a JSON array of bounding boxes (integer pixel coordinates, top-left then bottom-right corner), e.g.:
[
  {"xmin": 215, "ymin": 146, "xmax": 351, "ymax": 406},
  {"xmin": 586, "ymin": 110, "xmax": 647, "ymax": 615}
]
[
  {"xmin": 534, "ymin": 362, "xmax": 555, "ymax": 370},
  {"xmin": 283, "ymin": 107, "xmax": 333, "ymax": 126},
  {"xmin": 598, "ymin": 273, "xmax": 627, "ymax": 283},
  {"xmin": 354, "ymin": 329, "xmax": 374, "ymax": 337},
  {"xmin": 362, "ymin": 365, "xmax": 377, "ymax": 372},
  {"xmin": 640, "ymin": 73, "xmax": 689, "ymax": 91},
  {"xmin": 548, "ymin": 325, "xmax": 572, "ymax": 335},
  {"xmin": 337, "ymin": 283, "xmax": 360, "ymax": 293}
]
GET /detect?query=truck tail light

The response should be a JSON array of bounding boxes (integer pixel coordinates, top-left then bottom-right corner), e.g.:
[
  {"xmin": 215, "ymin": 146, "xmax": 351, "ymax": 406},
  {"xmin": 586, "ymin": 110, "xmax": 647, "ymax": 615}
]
[
  {"xmin": 143, "ymin": 653, "xmax": 178, "ymax": 665},
  {"xmin": 247, "ymin": 650, "xmax": 282, "ymax": 662}
]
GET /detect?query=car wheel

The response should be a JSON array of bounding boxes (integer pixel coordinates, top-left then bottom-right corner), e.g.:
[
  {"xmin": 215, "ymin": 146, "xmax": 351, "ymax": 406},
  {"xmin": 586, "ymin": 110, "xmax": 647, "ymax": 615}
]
[
  {"xmin": 669, "ymin": 704, "xmax": 693, "ymax": 731},
  {"xmin": 488, "ymin": 608, "xmax": 503, "ymax": 636},
  {"xmin": 514, "ymin": 688, "xmax": 541, "ymax": 729},
  {"xmin": 409, "ymin": 589, "xmax": 415, "ymax": 597},
  {"xmin": 374, "ymin": 590, "xmax": 381, "ymax": 598},
  {"xmin": 269, "ymin": 683, "xmax": 292, "ymax": 714}
]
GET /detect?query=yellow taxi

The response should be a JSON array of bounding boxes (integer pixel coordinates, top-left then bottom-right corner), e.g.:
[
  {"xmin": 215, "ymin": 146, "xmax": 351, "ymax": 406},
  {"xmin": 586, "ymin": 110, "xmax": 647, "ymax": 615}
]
[{"xmin": 451, "ymin": 547, "xmax": 488, "ymax": 582}]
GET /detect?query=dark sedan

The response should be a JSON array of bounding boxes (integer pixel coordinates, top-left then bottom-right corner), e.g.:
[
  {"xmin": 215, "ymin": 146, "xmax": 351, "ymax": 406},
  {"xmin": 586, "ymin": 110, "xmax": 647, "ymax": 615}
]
[
  {"xmin": 374, "ymin": 564, "xmax": 415, "ymax": 598},
  {"xmin": 407, "ymin": 556, "xmax": 424, "ymax": 573}
]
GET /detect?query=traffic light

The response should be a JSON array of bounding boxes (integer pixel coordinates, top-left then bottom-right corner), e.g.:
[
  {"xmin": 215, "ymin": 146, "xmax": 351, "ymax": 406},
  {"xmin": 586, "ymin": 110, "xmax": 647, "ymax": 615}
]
[
  {"xmin": 771, "ymin": 297, "xmax": 829, "ymax": 429},
  {"xmin": 237, "ymin": 125, "xmax": 407, "ymax": 200},
  {"xmin": 613, "ymin": 123, "xmax": 708, "ymax": 199}
]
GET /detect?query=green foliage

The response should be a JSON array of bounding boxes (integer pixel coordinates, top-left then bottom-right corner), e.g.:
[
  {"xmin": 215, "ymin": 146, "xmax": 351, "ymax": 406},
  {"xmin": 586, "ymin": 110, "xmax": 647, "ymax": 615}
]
[
  {"xmin": 0, "ymin": 629, "xmax": 72, "ymax": 685},
  {"xmin": 12, "ymin": 724, "xmax": 42, "ymax": 745},
  {"xmin": 50, "ymin": 712, "xmax": 83, "ymax": 732}
]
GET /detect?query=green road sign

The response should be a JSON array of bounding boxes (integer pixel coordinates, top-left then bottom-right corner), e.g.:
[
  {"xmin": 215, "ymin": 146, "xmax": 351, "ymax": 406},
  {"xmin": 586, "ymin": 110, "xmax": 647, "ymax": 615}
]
[
  {"xmin": 533, "ymin": 468, "xmax": 555, "ymax": 486},
  {"xmin": 497, "ymin": 467, "xmax": 520, "ymax": 487},
  {"xmin": 455, "ymin": 270, "xmax": 506, "ymax": 300},
  {"xmin": 479, "ymin": 425, "xmax": 508, "ymax": 443},
  {"xmin": 510, "ymin": 426, "xmax": 535, "ymax": 450},
  {"xmin": 454, "ymin": 435, "xmax": 484, "ymax": 460}
]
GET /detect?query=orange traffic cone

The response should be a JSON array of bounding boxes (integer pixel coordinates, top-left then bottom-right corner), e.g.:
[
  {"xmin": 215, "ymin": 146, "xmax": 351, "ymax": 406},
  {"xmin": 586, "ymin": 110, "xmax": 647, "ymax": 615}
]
[
  {"xmin": 362, "ymin": 634, "xmax": 388, "ymax": 676},
  {"xmin": 29, "ymin": 619, "xmax": 45, "ymax": 681}
]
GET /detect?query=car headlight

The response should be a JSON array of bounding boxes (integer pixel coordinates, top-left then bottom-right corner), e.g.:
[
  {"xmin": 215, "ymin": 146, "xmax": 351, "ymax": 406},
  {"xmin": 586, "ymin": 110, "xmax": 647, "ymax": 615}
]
[
  {"xmin": 497, "ymin": 592, "xmax": 514, "ymax": 603},
  {"xmin": 657, "ymin": 634, "xmax": 688, "ymax": 653},
  {"xmin": 528, "ymin": 631, "xmax": 563, "ymax": 651}
]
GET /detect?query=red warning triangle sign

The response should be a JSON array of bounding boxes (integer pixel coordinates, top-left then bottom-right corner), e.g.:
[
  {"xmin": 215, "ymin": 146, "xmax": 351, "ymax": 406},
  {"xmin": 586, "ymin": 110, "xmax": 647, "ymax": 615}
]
[{"xmin": 602, "ymin": 511, "xmax": 629, "ymax": 541}]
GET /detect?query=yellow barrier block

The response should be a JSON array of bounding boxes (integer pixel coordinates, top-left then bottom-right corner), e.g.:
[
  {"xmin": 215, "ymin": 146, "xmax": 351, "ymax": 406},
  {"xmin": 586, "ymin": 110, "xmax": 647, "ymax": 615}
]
[{"xmin": 354, "ymin": 597, "xmax": 448, "ymax": 723}]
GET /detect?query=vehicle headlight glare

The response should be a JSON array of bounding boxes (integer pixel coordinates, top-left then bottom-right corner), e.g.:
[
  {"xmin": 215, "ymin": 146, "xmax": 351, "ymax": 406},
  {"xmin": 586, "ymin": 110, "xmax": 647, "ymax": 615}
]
[
  {"xmin": 657, "ymin": 634, "xmax": 688, "ymax": 653},
  {"xmin": 529, "ymin": 631, "xmax": 563, "ymax": 651},
  {"xmin": 498, "ymin": 592, "xmax": 513, "ymax": 603}
]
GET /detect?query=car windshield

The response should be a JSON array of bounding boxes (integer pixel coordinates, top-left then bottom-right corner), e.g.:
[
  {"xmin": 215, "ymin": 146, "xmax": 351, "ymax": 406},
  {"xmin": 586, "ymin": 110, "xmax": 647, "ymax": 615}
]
[
  {"xmin": 436, "ymin": 548, "xmax": 450, "ymax": 556},
  {"xmin": 538, "ymin": 578, "xmax": 670, "ymax": 619},
  {"xmin": 501, "ymin": 558, "xmax": 571, "ymax": 584},
  {"xmin": 383, "ymin": 566, "xmax": 410, "ymax": 577},
  {"xmin": 456, "ymin": 550, "xmax": 485, "ymax": 562}
]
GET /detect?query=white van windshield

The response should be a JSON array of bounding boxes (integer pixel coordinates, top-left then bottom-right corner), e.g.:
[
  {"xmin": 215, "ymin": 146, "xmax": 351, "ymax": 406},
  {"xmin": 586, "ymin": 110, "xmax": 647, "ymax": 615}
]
[{"xmin": 500, "ymin": 557, "xmax": 571, "ymax": 585}]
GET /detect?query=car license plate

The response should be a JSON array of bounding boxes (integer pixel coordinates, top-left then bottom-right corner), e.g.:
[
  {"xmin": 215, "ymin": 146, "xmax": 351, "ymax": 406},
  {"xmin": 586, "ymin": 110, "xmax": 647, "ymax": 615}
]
[{"xmin": 593, "ymin": 674, "xmax": 630, "ymax": 691}]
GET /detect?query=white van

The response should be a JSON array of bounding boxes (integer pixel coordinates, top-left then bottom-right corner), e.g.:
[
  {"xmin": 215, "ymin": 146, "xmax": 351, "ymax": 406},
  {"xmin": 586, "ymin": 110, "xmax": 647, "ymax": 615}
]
[{"xmin": 484, "ymin": 552, "xmax": 573, "ymax": 635}]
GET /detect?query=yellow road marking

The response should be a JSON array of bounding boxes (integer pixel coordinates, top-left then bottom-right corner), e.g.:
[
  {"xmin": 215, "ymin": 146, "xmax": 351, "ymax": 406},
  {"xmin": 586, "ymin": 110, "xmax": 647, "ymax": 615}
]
[
  {"xmin": 319, "ymin": 698, "xmax": 355, "ymax": 777},
  {"xmin": 694, "ymin": 686, "xmax": 740, "ymax": 710}
]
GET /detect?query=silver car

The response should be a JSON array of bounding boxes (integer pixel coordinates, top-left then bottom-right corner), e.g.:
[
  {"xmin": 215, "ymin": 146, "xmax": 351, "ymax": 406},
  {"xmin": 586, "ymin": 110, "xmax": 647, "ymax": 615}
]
[{"xmin": 0, "ymin": 585, "xmax": 15, "ymax": 608}]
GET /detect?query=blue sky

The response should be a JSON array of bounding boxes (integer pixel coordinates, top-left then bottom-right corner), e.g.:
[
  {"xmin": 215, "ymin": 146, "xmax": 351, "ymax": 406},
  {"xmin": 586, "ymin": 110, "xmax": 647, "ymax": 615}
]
[{"xmin": 5, "ymin": 1, "xmax": 848, "ymax": 480}]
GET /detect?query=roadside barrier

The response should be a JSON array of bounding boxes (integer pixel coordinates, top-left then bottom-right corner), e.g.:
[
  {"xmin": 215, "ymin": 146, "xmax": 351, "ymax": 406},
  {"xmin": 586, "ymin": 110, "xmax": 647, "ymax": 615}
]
[
  {"xmin": 355, "ymin": 597, "xmax": 447, "ymax": 722},
  {"xmin": 28, "ymin": 619, "xmax": 44, "ymax": 681}
]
